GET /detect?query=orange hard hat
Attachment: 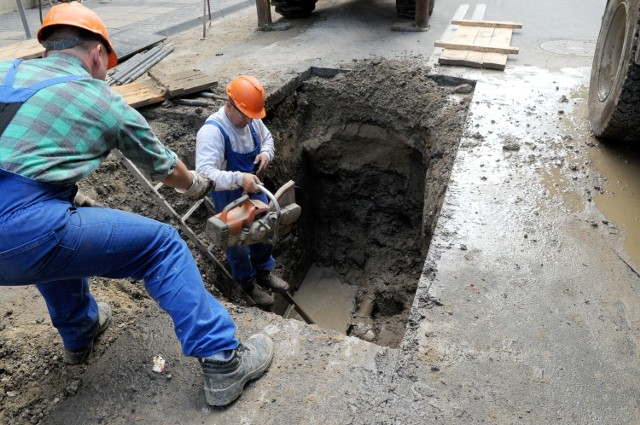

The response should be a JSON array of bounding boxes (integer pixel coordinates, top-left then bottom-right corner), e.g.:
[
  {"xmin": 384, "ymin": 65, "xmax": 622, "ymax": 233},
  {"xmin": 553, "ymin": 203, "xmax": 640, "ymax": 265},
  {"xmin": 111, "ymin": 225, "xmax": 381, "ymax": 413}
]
[
  {"xmin": 226, "ymin": 76, "xmax": 267, "ymax": 119},
  {"xmin": 37, "ymin": 2, "xmax": 118, "ymax": 69}
]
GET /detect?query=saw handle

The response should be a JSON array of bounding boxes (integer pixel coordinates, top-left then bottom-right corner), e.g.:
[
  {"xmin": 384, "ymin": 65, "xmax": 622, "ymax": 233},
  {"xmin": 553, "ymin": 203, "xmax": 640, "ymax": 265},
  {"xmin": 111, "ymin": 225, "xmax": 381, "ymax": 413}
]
[
  {"xmin": 257, "ymin": 184, "xmax": 280, "ymax": 245},
  {"xmin": 222, "ymin": 194, "xmax": 250, "ymax": 212}
]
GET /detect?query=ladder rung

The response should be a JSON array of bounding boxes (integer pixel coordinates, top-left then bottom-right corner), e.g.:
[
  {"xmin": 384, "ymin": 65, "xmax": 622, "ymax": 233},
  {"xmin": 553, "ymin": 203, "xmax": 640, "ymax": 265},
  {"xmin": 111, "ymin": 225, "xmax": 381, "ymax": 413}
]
[
  {"xmin": 154, "ymin": 182, "xmax": 164, "ymax": 191},
  {"xmin": 182, "ymin": 199, "xmax": 204, "ymax": 222}
]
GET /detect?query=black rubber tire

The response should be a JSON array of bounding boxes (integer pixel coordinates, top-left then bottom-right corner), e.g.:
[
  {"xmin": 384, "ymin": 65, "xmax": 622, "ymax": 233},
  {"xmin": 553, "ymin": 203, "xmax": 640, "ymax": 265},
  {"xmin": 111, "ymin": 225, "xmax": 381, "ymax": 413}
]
[
  {"xmin": 274, "ymin": 0, "xmax": 316, "ymax": 18},
  {"xmin": 588, "ymin": 0, "xmax": 640, "ymax": 142},
  {"xmin": 396, "ymin": 0, "xmax": 434, "ymax": 20}
]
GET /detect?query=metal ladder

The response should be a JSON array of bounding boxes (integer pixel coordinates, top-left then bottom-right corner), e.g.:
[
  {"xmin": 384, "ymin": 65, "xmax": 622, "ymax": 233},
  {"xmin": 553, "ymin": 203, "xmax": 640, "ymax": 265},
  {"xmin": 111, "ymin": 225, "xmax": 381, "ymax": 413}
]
[{"xmin": 113, "ymin": 150, "xmax": 314, "ymax": 324}]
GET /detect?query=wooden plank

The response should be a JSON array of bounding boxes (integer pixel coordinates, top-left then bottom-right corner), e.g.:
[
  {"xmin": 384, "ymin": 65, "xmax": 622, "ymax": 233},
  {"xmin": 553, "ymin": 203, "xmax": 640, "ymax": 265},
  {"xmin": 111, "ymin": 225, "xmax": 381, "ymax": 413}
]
[
  {"xmin": 435, "ymin": 40, "xmax": 519, "ymax": 54},
  {"xmin": 451, "ymin": 20, "xmax": 523, "ymax": 29},
  {"xmin": 149, "ymin": 69, "xmax": 218, "ymax": 98},
  {"xmin": 483, "ymin": 28, "xmax": 514, "ymax": 70},
  {"xmin": 110, "ymin": 70, "xmax": 218, "ymax": 109},
  {"xmin": 465, "ymin": 26, "xmax": 495, "ymax": 68},
  {"xmin": 438, "ymin": 51, "xmax": 471, "ymax": 66},
  {"xmin": 111, "ymin": 78, "xmax": 166, "ymax": 108},
  {"xmin": 0, "ymin": 39, "xmax": 44, "ymax": 61},
  {"xmin": 454, "ymin": 25, "xmax": 481, "ymax": 45},
  {"xmin": 439, "ymin": 25, "xmax": 477, "ymax": 66},
  {"xmin": 490, "ymin": 27, "xmax": 514, "ymax": 49}
]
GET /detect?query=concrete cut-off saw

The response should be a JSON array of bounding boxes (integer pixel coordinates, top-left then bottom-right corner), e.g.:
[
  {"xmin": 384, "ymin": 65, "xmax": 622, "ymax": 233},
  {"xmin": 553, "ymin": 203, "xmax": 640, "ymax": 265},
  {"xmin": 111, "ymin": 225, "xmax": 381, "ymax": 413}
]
[{"xmin": 206, "ymin": 180, "xmax": 301, "ymax": 249}]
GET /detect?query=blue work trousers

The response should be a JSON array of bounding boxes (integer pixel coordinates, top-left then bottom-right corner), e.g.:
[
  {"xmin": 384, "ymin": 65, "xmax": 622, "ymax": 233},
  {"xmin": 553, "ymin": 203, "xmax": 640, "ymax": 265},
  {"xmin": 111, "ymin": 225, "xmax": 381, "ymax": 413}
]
[
  {"xmin": 0, "ymin": 169, "xmax": 238, "ymax": 357},
  {"xmin": 226, "ymin": 243, "xmax": 276, "ymax": 284}
]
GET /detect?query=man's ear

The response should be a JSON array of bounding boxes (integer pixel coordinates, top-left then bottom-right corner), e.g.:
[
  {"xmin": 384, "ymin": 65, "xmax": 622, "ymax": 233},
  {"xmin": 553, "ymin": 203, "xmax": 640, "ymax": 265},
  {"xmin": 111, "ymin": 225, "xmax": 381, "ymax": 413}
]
[{"xmin": 93, "ymin": 43, "xmax": 104, "ymax": 67}]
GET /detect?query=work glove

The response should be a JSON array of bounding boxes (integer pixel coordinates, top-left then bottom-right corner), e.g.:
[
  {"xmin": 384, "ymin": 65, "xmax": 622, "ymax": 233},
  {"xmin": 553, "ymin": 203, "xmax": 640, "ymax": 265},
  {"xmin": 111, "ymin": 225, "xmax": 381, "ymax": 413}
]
[
  {"xmin": 73, "ymin": 191, "xmax": 100, "ymax": 207},
  {"xmin": 176, "ymin": 170, "xmax": 215, "ymax": 200}
]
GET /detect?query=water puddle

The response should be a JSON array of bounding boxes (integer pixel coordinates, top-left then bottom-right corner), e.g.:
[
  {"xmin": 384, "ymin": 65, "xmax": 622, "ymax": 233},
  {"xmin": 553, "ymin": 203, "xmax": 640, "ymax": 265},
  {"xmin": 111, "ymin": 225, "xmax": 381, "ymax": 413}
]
[
  {"xmin": 528, "ymin": 66, "xmax": 640, "ymax": 270},
  {"xmin": 287, "ymin": 265, "xmax": 357, "ymax": 333},
  {"xmin": 591, "ymin": 145, "xmax": 640, "ymax": 270}
]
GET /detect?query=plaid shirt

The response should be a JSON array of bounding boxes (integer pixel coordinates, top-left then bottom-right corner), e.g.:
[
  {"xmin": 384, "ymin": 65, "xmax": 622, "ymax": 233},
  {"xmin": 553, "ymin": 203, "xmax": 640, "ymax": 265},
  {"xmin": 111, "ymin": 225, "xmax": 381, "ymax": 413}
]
[{"xmin": 0, "ymin": 53, "xmax": 177, "ymax": 185}]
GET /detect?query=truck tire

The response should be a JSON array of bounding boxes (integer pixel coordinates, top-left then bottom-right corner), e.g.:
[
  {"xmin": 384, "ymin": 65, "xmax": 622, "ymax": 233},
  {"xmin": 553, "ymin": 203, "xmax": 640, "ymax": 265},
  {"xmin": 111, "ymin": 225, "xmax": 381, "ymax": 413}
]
[
  {"xmin": 588, "ymin": 0, "xmax": 640, "ymax": 142},
  {"xmin": 396, "ymin": 0, "xmax": 434, "ymax": 20},
  {"xmin": 274, "ymin": 0, "xmax": 316, "ymax": 18}
]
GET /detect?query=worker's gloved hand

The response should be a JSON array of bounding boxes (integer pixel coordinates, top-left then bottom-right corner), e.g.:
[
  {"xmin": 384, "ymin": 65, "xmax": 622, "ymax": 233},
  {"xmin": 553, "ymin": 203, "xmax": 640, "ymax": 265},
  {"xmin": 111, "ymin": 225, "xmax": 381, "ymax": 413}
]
[
  {"xmin": 177, "ymin": 170, "xmax": 214, "ymax": 199},
  {"xmin": 73, "ymin": 191, "xmax": 100, "ymax": 207}
]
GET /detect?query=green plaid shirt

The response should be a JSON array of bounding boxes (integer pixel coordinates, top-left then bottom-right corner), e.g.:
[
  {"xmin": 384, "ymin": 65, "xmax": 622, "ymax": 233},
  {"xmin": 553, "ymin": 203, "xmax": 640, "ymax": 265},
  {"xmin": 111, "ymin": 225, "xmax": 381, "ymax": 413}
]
[{"xmin": 0, "ymin": 53, "xmax": 177, "ymax": 185}]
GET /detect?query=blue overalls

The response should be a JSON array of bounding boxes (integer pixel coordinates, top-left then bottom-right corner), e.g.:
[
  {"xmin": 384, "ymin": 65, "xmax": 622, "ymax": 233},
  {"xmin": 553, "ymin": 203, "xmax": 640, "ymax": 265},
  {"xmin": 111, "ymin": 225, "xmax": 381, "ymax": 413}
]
[
  {"xmin": 0, "ymin": 60, "xmax": 238, "ymax": 357},
  {"xmin": 206, "ymin": 119, "xmax": 275, "ymax": 285}
]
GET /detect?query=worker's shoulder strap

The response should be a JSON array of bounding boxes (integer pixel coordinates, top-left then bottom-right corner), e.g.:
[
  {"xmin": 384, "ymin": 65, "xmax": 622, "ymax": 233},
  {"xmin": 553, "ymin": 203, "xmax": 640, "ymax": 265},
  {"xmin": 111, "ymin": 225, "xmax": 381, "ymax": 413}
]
[
  {"xmin": 204, "ymin": 119, "xmax": 230, "ymax": 141},
  {"xmin": 204, "ymin": 118, "xmax": 260, "ymax": 149},
  {"xmin": 204, "ymin": 119, "xmax": 231, "ymax": 160},
  {"xmin": 0, "ymin": 59, "xmax": 90, "ymax": 136},
  {"xmin": 247, "ymin": 122, "xmax": 260, "ymax": 149},
  {"xmin": 1, "ymin": 59, "xmax": 90, "ymax": 102}
]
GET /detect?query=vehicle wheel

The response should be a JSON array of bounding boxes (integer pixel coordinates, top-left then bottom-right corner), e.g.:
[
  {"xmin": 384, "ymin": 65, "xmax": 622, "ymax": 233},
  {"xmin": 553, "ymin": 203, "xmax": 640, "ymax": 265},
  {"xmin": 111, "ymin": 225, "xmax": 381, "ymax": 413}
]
[
  {"xmin": 396, "ymin": 0, "xmax": 435, "ymax": 20},
  {"xmin": 588, "ymin": 0, "xmax": 640, "ymax": 142},
  {"xmin": 274, "ymin": 0, "xmax": 316, "ymax": 18}
]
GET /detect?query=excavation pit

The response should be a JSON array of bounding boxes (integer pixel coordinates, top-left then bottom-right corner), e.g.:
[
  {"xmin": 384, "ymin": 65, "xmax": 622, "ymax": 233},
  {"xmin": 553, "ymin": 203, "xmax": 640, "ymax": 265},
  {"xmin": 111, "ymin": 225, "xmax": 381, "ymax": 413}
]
[{"xmin": 260, "ymin": 60, "xmax": 474, "ymax": 347}]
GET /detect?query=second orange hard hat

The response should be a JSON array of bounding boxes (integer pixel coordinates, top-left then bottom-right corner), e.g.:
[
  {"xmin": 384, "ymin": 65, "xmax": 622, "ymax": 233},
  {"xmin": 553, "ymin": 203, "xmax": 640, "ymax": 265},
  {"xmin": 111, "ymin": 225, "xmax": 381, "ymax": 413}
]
[
  {"xmin": 37, "ymin": 2, "xmax": 118, "ymax": 69},
  {"xmin": 226, "ymin": 76, "xmax": 267, "ymax": 119}
]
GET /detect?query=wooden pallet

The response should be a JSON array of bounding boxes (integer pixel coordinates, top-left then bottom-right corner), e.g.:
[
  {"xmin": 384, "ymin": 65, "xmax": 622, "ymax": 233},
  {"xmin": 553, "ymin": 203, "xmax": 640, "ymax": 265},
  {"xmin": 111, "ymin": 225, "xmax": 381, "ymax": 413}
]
[{"xmin": 435, "ymin": 20, "xmax": 523, "ymax": 70}]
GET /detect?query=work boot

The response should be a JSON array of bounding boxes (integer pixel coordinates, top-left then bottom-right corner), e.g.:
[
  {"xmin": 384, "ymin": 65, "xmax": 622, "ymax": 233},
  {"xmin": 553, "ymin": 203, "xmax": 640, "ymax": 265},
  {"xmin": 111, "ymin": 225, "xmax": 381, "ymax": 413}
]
[
  {"xmin": 256, "ymin": 270, "xmax": 289, "ymax": 293},
  {"xmin": 200, "ymin": 334, "xmax": 274, "ymax": 406},
  {"xmin": 63, "ymin": 302, "xmax": 112, "ymax": 365},
  {"xmin": 240, "ymin": 280, "xmax": 274, "ymax": 310}
]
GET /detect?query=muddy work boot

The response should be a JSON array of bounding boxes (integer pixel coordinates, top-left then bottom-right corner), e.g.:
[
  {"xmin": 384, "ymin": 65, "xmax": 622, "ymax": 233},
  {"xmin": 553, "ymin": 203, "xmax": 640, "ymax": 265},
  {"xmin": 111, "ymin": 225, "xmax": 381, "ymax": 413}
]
[
  {"xmin": 200, "ymin": 334, "xmax": 274, "ymax": 406},
  {"xmin": 64, "ymin": 302, "xmax": 112, "ymax": 365},
  {"xmin": 256, "ymin": 270, "xmax": 289, "ymax": 293},
  {"xmin": 240, "ymin": 279, "xmax": 274, "ymax": 310}
]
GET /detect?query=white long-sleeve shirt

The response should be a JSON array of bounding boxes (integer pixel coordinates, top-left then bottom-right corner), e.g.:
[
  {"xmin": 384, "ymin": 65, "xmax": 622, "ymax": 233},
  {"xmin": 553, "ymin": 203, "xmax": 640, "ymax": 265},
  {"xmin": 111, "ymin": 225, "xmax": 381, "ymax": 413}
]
[{"xmin": 195, "ymin": 106, "xmax": 275, "ymax": 191}]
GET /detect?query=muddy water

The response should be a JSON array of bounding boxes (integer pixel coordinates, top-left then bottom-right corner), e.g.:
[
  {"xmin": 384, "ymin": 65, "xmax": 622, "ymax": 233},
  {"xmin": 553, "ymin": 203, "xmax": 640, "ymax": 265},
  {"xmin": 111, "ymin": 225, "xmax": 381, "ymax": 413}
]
[
  {"xmin": 567, "ymin": 76, "xmax": 640, "ymax": 271},
  {"xmin": 289, "ymin": 265, "xmax": 357, "ymax": 333},
  {"xmin": 590, "ymin": 146, "xmax": 640, "ymax": 270},
  {"xmin": 493, "ymin": 64, "xmax": 640, "ymax": 271},
  {"xmin": 460, "ymin": 64, "xmax": 640, "ymax": 274}
]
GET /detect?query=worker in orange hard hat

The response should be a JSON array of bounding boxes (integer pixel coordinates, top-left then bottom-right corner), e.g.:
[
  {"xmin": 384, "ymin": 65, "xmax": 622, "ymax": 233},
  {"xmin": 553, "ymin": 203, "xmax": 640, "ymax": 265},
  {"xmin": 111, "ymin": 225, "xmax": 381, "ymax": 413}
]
[
  {"xmin": 1, "ymin": 2, "xmax": 274, "ymax": 409},
  {"xmin": 196, "ymin": 76, "xmax": 290, "ymax": 311}
]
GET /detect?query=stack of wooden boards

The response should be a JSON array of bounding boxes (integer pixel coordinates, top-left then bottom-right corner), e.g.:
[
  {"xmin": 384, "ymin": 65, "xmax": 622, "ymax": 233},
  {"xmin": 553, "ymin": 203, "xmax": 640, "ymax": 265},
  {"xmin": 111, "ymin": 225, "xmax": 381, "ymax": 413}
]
[
  {"xmin": 0, "ymin": 40, "xmax": 215, "ymax": 108},
  {"xmin": 111, "ymin": 70, "xmax": 217, "ymax": 108},
  {"xmin": 435, "ymin": 20, "xmax": 523, "ymax": 70}
]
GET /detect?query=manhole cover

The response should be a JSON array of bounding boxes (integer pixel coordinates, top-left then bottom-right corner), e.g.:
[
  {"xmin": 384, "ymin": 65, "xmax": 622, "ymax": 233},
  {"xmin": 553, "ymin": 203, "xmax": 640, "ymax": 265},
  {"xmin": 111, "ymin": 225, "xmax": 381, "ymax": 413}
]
[{"xmin": 540, "ymin": 40, "xmax": 596, "ymax": 57}]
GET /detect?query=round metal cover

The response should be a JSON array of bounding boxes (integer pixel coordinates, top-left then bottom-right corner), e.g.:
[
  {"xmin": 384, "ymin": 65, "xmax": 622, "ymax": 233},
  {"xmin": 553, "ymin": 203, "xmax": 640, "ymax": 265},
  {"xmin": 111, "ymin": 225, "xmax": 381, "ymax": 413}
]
[{"xmin": 540, "ymin": 40, "xmax": 596, "ymax": 57}]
